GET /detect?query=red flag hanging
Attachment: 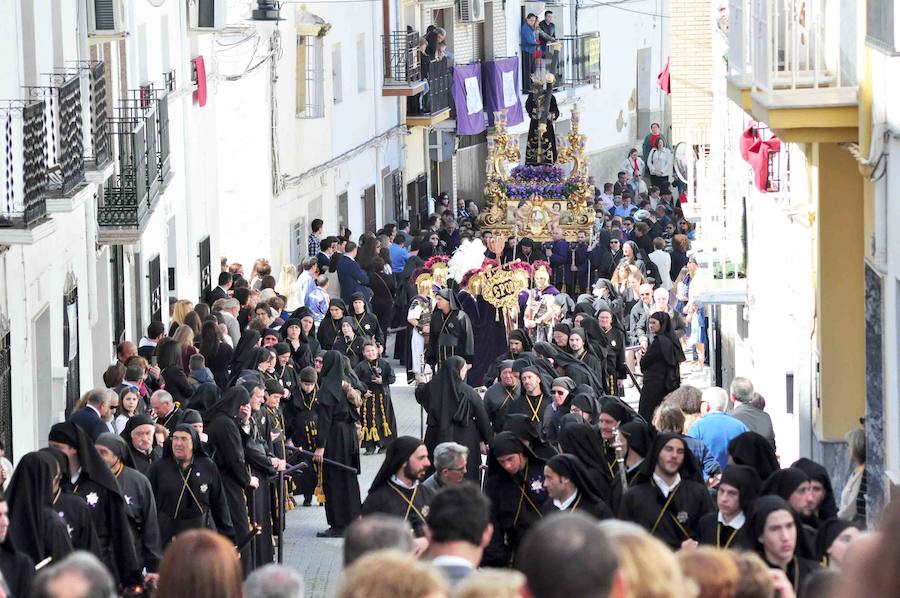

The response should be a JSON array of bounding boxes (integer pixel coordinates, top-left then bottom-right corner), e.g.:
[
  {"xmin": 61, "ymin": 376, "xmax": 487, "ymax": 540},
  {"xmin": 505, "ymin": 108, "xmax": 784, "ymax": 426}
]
[
  {"xmin": 657, "ymin": 57, "xmax": 671, "ymax": 95},
  {"xmin": 747, "ymin": 136, "xmax": 781, "ymax": 192},
  {"xmin": 192, "ymin": 56, "xmax": 207, "ymax": 107},
  {"xmin": 739, "ymin": 120, "xmax": 758, "ymax": 164}
]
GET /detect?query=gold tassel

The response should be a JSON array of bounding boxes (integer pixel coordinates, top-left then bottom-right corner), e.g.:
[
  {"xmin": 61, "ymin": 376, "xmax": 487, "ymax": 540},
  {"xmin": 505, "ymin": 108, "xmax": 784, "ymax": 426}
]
[
  {"xmin": 314, "ymin": 463, "xmax": 325, "ymax": 505},
  {"xmin": 379, "ymin": 392, "xmax": 393, "ymax": 437},
  {"xmin": 371, "ymin": 425, "xmax": 381, "ymax": 442}
]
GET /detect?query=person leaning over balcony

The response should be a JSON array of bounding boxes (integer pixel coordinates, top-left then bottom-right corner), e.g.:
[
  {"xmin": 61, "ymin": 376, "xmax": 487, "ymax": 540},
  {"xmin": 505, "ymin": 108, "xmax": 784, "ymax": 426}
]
[
  {"xmin": 538, "ymin": 11, "xmax": 556, "ymax": 54},
  {"xmin": 520, "ymin": 14, "xmax": 539, "ymax": 92}
]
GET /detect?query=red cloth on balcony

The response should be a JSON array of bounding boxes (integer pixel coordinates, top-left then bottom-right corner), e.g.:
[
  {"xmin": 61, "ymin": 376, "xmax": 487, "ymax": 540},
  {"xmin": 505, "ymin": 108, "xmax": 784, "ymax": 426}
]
[
  {"xmin": 193, "ymin": 56, "xmax": 207, "ymax": 107},
  {"xmin": 747, "ymin": 136, "xmax": 781, "ymax": 192},
  {"xmin": 739, "ymin": 121, "xmax": 758, "ymax": 164},
  {"xmin": 657, "ymin": 57, "xmax": 671, "ymax": 94}
]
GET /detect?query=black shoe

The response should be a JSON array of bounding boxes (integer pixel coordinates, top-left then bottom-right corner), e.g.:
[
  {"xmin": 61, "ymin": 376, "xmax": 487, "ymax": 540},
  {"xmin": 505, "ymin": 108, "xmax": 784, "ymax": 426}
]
[
  {"xmin": 303, "ymin": 496, "xmax": 313, "ymax": 507},
  {"xmin": 316, "ymin": 527, "xmax": 345, "ymax": 538}
]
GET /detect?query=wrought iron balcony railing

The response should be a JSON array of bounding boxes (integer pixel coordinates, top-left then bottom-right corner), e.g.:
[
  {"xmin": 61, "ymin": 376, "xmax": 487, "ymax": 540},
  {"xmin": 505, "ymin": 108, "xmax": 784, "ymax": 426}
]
[
  {"xmin": 24, "ymin": 73, "xmax": 86, "ymax": 197},
  {"xmin": 383, "ymin": 30, "xmax": 422, "ymax": 85},
  {"xmin": 0, "ymin": 99, "xmax": 49, "ymax": 228},
  {"xmin": 408, "ymin": 57, "xmax": 452, "ymax": 117},
  {"xmin": 558, "ymin": 33, "xmax": 601, "ymax": 88}
]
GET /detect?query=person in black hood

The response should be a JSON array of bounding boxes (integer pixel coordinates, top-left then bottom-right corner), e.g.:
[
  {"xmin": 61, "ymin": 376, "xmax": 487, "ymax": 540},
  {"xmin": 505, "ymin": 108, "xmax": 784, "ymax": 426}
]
[
  {"xmin": 313, "ymin": 351, "xmax": 362, "ymax": 537},
  {"xmin": 483, "ymin": 360, "xmax": 520, "ymax": 434},
  {"xmin": 5, "ymin": 452, "xmax": 72, "ymax": 567},
  {"xmin": 228, "ymin": 328, "xmax": 262, "ymax": 386},
  {"xmin": 204, "ymin": 386, "xmax": 254, "ymax": 561},
  {"xmin": 697, "ymin": 464, "xmax": 761, "ymax": 550},
  {"xmin": 273, "ymin": 342, "xmax": 301, "ymax": 397},
  {"xmin": 792, "ymin": 457, "xmax": 838, "ymax": 527},
  {"xmin": 728, "ymin": 431, "xmax": 779, "ymax": 481},
  {"xmin": 121, "ymin": 413, "xmax": 161, "ymax": 476},
  {"xmin": 609, "ymin": 419, "xmax": 655, "ymax": 509},
  {"xmin": 147, "ymin": 423, "xmax": 234, "ymax": 546},
  {"xmin": 482, "ymin": 329, "xmax": 533, "ymax": 386},
  {"xmin": 503, "ymin": 414, "xmax": 558, "ymax": 464},
  {"xmin": 507, "ymin": 365, "xmax": 552, "ymax": 430},
  {"xmin": 761, "ymin": 467, "xmax": 818, "ymax": 557},
  {"xmin": 619, "ymin": 432, "xmax": 714, "ymax": 550},
  {"xmin": 316, "ymin": 299, "xmax": 348, "ymax": 350},
  {"xmin": 361, "ymin": 437, "xmax": 433, "ymax": 538},
  {"xmin": 558, "ymin": 417, "xmax": 611, "ymax": 503},
  {"xmin": 548, "ymin": 337, "xmax": 606, "ymax": 397},
  {"xmin": 482, "ymin": 432, "xmax": 549, "ymax": 567},
  {"xmin": 0, "ymin": 489, "xmax": 36, "ymax": 598},
  {"xmin": 542, "ymin": 454, "xmax": 613, "ymax": 520},
  {"xmin": 349, "ymin": 291, "xmax": 384, "ymax": 348},
  {"xmin": 415, "ymin": 355, "xmax": 492, "ymax": 482},
  {"xmin": 354, "ymin": 339, "xmax": 398, "ymax": 455},
  {"xmin": 48, "ymin": 422, "xmax": 142, "ymax": 586},
  {"xmin": 282, "ymin": 366, "xmax": 321, "ymax": 507},
  {"xmin": 638, "ymin": 311, "xmax": 685, "ymax": 421},
  {"xmin": 332, "ymin": 317, "xmax": 368, "ymax": 367},
  {"xmin": 39, "ymin": 446, "xmax": 101, "ymax": 560},
  {"xmin": 815, "ymin": 518, "xmax": 863, "ymax": 568},
  {"xmin": 427, "ymin": 288, "xmax": 474, "ymax": 368},
  {"xmin": 596, "ymin": 308, "xmax": 628, "ymax": 396},
  {"xmin": 550, "ymin": 323, "xmax": 570, "ymax": 352},
  {"xmin": 185, "ymin": 382, "xmax": 219, "ymax": 414},
  {"xmin": 281, "ymin": 317, "xmax": 312, "ymax": 370},
  {"xmin": 569, "ymin": 387, "xmax": 601, "ymax": 424},
  {"xmin": 749, "ymin": 496, "xmax": 821, "ymax": 593}
]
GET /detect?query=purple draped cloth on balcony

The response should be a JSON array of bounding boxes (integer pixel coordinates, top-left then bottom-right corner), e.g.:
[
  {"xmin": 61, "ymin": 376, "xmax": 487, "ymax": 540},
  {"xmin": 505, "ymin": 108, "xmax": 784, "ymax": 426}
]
[
  {"xmin": 451, "ymin": 63, "xmax": 486, "ymax": 135},
  {"xmin": 483, "ymin": 57, "xmax": 524, "ymax": 127}
]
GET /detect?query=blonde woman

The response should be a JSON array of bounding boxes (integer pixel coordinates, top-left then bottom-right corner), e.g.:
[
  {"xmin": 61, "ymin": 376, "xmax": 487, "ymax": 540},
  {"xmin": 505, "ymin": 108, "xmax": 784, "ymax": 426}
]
[
  {"xmin": 169, "ymin": 299, "xmax": 194, "ymax": 337},
  {"xmin": 276, "ymin": 264, "xmax": 301, "ymax": 311},
  {"xmin": 455, "ymin": 569, "xmax": 525, "ymax": 598},
  {"xmin": 599, "ymin": 520, "xmax": 697, "ymax": 598},
  {"xmin": 172, "ymin": 324, "xmax": 199, "ymax": 373}
]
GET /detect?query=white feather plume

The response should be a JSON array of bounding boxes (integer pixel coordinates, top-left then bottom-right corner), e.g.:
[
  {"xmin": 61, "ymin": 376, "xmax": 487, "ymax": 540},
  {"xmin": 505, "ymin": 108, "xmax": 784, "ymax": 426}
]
[{"xmin": 448, "ymin": 238, "xmax": 488, "ymax": 282}]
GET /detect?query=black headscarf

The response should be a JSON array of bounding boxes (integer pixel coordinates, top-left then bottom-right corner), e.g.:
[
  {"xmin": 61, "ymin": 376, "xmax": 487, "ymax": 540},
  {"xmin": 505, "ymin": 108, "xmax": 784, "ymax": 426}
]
[
  {"xmin": 339, "ymin": 316, "xmax": 365, "ymax": 339},
  {"xmin": 48, "ymin": 422, "xmax": 121, "ymax": 496},
  {"xmin": 576, "ymin": 315, "xmax": 610, "ymax": 357},
  {"xmin": 508, "ymin": 329, "xmax": 533, "ymax": 353},
  {"xmin": 186, "ymin": 382, "xmax": 219, "ymax": 413},
  {"xmin": 728, "ymin": 432, "xmax": 780, "ymax": 480},
  {"xmin": 95, "ymin": 432, "xmax": 134, "ymax": 469},
  {"xmin": 349, "ymin": 292, "xmax": 370, "ymax": 313},
  {"xmin": 204, "ymin": 385, "xmax": 250, "ymax": 424},
  {"xmin": 761, "ymin": 467, "xmax": 810, "ymax": 501},
  {"xmin": 181, "ymin": 409, "xmax": 203, "ymax": 425},
  {"xmin": 229, "ymin": 329, "xmax": 261, "ymax": 385},
  {"xmin": 5, "ymin": 451, "xmax": 57, "ymax": 561},
  {"xmin": 649, "ymin": 311, "xmax": 685, "ymax": 366},
  {"xmin": 163, "ymin": 423, "xmax": 209, "ymax": 459},
  {"xmin": 490, "ymin": 431, "xmax": 527, "ymax": 458},
  {"xmin": 552, "ymin": 323, "xmax": 571, "ymax": 337},
  {"xmin": 558, "ymin": 419, "xmax": 607, "ymax": 476},
  {"xmin": 638, "ymin": 432, "xmax": 702, "ymax": 484},
  {"xmin": 815, "ymin": 518, "xmax": 862, "ymax": 562},
  {"xmin": 368, "ymin": 436, "xmax": 424, "ymax": 493},
  {"xmin": 720, "ymin": 464, "xmax": 763, "ymax": 514},
  {"xmin": 546, "ymin": 454, "xmax": 606, "ymax": 503},
  {"xmin": 503, "ymin": 414, "xmax": 544, "ymax": 447},
  {"xmin": 317, "ymin": 351, "xmax": 347, "ymax": 408},
  {"xmin": 518, "ymin": 346, "xmax": 559, "ymax": 387},
  {"xmin": 570, "ymin": 386, "xmax": 600, "ymax": 423},
  {"xmin": 792, "ymin": 458, "xmax": 838, "ymax": 521},
  {"xmin": 550, "ymin": 339, "xmax": 606, "ymax": 395},
  {"xmin": 281, "ymin": 318, "xmax": 304, "ymax": 341},
  {"xmin": 619, "ymin": 420, "xmax": 654, "ymax": 460},
  {"xmin": 436, "ymin": 288, "xmax": 459, "ymax": 310},
  {"xmin": 426, "ymin": 355, "xmax": 476, "ymax": 432},
  {"xmin": 121, "ymin": 413, "xmax": 155, "ymax": 450}
]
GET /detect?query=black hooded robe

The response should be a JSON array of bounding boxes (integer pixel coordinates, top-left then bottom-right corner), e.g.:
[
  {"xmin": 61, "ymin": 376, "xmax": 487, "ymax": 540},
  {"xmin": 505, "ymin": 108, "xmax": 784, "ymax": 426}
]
[
  {"xmin": 282, "ymin": 385, "xmax": 320, "ymax": 501},
  {"xmin": 316, "ymin": 300, "xmax": 348, "ymax": 350},
  {"xmin": 115, "ymin": 464, "xmax": 163, "ymax": 574},
  {"xmin": 540, "ymin": 454, "xmax": 614, "ymax": 520},
  {"xmin": 147, "ymin": 425, "xmax": 235, "ymax": 546},
  {"xmin": 0, "ymin": 538, "xmax": 34, "ymax": 598},
  {"xmin": 245, "ymin": 407, "xmax": 277, "ymax": 568},
  {"xmin": 427, "ymin": 292, "xmax": 475, "ymax": 368},
  {"xmin": 314, "ymin": 351, "xmax": 362, "ymax": 531},
  {"xmin": 415, "ymin": 356, "xmax": 493, "ymax": 482},
  {"xmin": 354, "ymin": 358, "xmax": 398, "ymax": 452},
  {"xmin": 121, "ymin": 415, "xmax": 162, "ymax": 476},
  {"xmin": 638, "ymin": 312, "xmax": 685, "ymax": 421}
]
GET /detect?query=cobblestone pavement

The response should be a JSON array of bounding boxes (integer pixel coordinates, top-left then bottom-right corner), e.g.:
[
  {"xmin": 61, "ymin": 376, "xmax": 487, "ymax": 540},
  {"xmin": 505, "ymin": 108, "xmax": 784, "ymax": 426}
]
[
  {"xmin": 281, "ymin": 360, "xmax": 423, "ymax": 598},
  {"xmin": 281, "ymin": 353, "xmax": 711, "ymax": 597}
]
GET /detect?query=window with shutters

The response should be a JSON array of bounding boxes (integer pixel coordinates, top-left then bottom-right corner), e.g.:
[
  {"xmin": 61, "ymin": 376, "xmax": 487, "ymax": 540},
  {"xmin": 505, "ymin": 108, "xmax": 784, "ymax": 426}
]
[
  {"xmin": 290, "ymin": 217, "xmax": 307, "ymax": 266},
  {"xmin": 332, "ymin": 43, "xmax": 343, "ymax": 104},
  {"xmin": 296, "ymin": 35, "xmax": 325, "ymax": 118},
  {"xmin": 866, "ymin": 0, "xmax": 897, "ymax": 54}
]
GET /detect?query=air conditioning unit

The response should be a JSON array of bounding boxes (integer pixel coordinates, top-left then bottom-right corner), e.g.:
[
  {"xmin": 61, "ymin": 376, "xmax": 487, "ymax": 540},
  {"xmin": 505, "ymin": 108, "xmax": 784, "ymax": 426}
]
[
  {"xmin": 188, "ymin": 0, "xmax": 227, "ymax": 31},
  {"xmin": 459, "ymin": 0, "xmax": 485, "ymax": 23},
  {"xmin": 87, "ymin": 0, "xmax": 126, "ymax": 37}
]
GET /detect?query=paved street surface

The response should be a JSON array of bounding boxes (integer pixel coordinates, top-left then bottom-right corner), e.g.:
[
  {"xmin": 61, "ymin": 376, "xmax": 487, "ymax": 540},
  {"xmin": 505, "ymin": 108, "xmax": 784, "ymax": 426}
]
[{"xmin": 282, "ymin": 351, "xmax": 711, "ymax": 597}]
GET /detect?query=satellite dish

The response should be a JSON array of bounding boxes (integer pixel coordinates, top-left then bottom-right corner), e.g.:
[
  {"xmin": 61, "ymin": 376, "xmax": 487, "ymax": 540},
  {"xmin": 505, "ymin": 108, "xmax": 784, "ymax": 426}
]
[{"xmin": 673, "ymin": 142, "xmax": 696, "ymax": 184}]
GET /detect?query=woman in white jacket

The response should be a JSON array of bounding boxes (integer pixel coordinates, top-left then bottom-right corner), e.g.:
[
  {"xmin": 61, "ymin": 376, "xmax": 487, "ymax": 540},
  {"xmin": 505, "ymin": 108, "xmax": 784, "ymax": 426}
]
[
  {"xmin": 621, "ymin": 147, "xmax": 646, "ymax": 180},
  {"xmin": 647, "ymin": 137, "xmax": 673, "ymax": 193}
]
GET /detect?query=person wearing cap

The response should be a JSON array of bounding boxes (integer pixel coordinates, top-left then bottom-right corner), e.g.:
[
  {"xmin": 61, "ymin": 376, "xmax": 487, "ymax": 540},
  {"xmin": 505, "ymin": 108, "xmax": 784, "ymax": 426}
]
[
  {"xmin": 542, "ymin": 454, "xmax": 614, "ymax": 519},
  {"xmin": 791, "ymin": 457, "xmax": 838, "ymax": 529},
  {"xmin": 697, "ymin": 464, "xmax": 761, "ymax": 550},
  {"xmin": 361, "ymin": 437, "xmax": 432, "ymax": 548},
  {"xmin": 619, "ymin": 432, "xmax": 714, "ymax": 550},
  {"xmin": 760, "ymin": 467, "xmax": 819, "ymax": 557},
  {"xmin": 749, "ymin": 496, "xmax": 821, "ymax": 593},
  {"xmin": 481, "ymin": 329, "xmax": 533, "ymax": 387},
  {"xmin": 353, "ymin": 340, "xmax": 397, "ymax": 455},
  {"xmin": 544, "ymin": 376, "xmax": 576, "ymax": 445},
  {"xmin": 48, "ymin": 422, "xmax": 142, "ymax": 586},
  {"xmin": 147, "ymin": 424, "xmax": 234, "ymax": 546},
  {"xmin": 598, "ymin": 399, "xmax": 632, "ymax": 483},
  {"xmin": 427, "ymin": 288, "xmax": 474, "ymax": 368},
  {"xmin": 483, "ymin": 360, "xmax": 520, "ymax": 434},
  {"xmin": 121, "ymin": 414, "xmax": 161, "ymax": 476},
  {"xmin": 482, "ymin": 432, "xmax": 549, "ymax": 566},
  {"xmin": 95, "ymin": 433, "xmax": 163, "ymax": 581},
  {"xmin": 282, "ymin": 367, "xmax": 321, "ymax": 506}
]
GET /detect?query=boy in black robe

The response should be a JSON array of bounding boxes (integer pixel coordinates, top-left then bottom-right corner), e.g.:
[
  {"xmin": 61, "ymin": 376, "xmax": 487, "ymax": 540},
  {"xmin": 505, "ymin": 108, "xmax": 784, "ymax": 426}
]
[
  {"xmin": 619, "ymin": 432, "xmax": 713, "ymax": 550},
  {"xmin": 282, "ymin": 367, "xmax": 321, "ymax": 506},
  {"xmin": 332, "ymin": 318, "xmax": 368, "ymax": 367},
  {"xmin": 147, "ymin": 424, "xmax": 234, "ymax": 545},
  {"xmin": 313, "ymin": 351, "xmax": 362, "ymax": 538},
  {"xmin": 121, "ymin": 414, "xmax": 161, "ymax": 476},
  {"xmin": 94, "ymin": 433, "xmax": 163, "ymax": 583},
  {"xmin": 361, "ymin": 437, "xmax": 433, "ymax": 541},
  {"xmin": 483, "ymin": 360, "xmax": 520, "ymax": 434},
  {"xmin": 427, "ymin": 288, "xmax": 474, "ymax": 369},
  {"xmin": 350, "ymin": 292, "xmax": 384, "ymax": 348},
  {"xmin": 749, "ymin": 496, "xmax": 821, "ymax": 593},
  {"xmin": 354, "ymin": 340, "xmax": 397, "ymax": 455},
  {"xmin": 48, "ymin": 422, "xmax": 142, "ymax": 587},
  {"xmin": 273, "ymin": 342, "xmax": 301, "ymax": 398},
  {"xmin": 697, "ymin": 464, "xmax": 761, "ymax": 550},
  {"xmin": 542, "ymin": 454, "xmax": 613, "ymax": 519},
  {"xmin": 482, "ymin": 432, "xmax": 548, "ymax": 567}
]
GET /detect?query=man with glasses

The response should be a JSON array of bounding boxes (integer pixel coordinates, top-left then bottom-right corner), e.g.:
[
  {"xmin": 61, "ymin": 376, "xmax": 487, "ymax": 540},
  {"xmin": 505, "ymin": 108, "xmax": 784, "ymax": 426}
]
[{"xmin": 421, "ymin": 442, "xmax": 470, "ymax": 492}]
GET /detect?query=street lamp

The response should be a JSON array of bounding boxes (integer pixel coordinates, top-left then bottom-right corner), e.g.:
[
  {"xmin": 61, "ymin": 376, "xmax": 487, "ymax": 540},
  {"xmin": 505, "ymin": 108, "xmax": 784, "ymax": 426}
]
[{"xmin": 251, "ymin": 1, "xmax": 283, "ymax": 21}]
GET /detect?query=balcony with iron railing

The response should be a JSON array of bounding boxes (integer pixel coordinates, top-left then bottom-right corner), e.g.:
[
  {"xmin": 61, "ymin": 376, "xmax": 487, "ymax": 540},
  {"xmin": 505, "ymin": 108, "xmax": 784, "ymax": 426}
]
[
  {"xmin": 406, "ymin": 57, "xmax": 452, "ymax": 127},
  {"xmin": 0, "ymin": 99, "xmax": 55, "ymax": 244},
  {"xmin": 382, "ymin": 30, "xmax": 426, "ymax": 97},
  {"xmin": 557, "ymin": 33, "xmax": 601, "ymax": 89},
  {"xmin": 727, "ymin": 0, "xmax": 858, "ymax": 141},
  {"xmin": 96, "ymin": 86, "xmax": 172, "ymax": 244}
]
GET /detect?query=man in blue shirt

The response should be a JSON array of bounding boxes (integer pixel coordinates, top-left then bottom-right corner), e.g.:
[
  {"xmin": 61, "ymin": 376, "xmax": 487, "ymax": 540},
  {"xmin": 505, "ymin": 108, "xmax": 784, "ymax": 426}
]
[
  {"xmin": 389, "ymin": 236, "xmax": 409, "ymax": 275},
  {"xmin": 520, "ymin": 14, "xmax": 538, "ymax": 92},
  {"xmin": 688, "ymin": 387, "xmax": 749, "ymax": 472}
]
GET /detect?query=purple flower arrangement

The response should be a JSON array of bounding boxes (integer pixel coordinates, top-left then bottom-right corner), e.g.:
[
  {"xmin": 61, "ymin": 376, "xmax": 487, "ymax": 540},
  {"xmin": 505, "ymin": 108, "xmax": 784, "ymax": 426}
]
[
  {"xmin": 509, "ymin": 164, "xmax": 565, "ymax": 183},
  {"xmin": 503, "ymin": 181, "xmax": 569, "ymax": 199}
]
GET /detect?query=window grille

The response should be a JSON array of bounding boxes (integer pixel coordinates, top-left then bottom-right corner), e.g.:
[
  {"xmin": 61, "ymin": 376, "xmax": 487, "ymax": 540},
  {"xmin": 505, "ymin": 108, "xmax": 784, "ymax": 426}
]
[{"xmin": 296, "ymin": 35, "xmax": 325, "ymax": 118}]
